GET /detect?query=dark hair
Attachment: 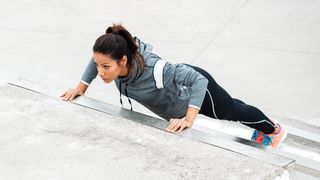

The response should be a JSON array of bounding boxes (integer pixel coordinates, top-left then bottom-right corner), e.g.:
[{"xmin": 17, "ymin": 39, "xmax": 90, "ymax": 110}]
[{"xmin": 93, "ymin": 24, "xmax": 145, "ymax": 76}]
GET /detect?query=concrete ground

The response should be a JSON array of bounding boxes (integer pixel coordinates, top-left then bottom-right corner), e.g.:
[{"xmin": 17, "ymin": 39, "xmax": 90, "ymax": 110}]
[
  {"xmin": 0, "ymin": 85, "xmax": 293, "ymax": 179},
  {"xmin": 1, "ymin": 0, "xmax": 320, "ymax": 179}
]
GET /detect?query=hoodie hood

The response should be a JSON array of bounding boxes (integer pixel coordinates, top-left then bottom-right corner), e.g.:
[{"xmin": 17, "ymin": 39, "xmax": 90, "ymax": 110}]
[{"xmin": 118, "ymin": 37, "xmax": 153, "ymax": 84}]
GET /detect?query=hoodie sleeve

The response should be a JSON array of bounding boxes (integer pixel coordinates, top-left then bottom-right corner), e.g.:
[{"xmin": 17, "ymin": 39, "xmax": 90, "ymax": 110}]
[
  {"xmin": 171, "ymin": 64, "xmax": 208, "ymax": 109},
  {"xmin": 81, "ymin": 57, "xmax": 98, "ymax": 85}
]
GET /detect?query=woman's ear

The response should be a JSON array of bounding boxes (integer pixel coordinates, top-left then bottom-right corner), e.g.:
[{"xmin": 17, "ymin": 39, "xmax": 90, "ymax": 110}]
[{"xmin": 120, "ymin": 55, "xmax": 127, "ymax": 66}]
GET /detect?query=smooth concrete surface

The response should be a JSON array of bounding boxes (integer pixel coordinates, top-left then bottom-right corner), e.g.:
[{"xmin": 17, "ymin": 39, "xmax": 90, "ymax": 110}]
[
  {"xmin": 0, "ymin": 0, "xmax": 319, "ymax": 128},
  {"xmin": 1, "ymin": 1, "xmax": 320, "ymax": 179},
  {"xmin": 0, "ymin": 85, "xmax": 291, "ymax": 179}
]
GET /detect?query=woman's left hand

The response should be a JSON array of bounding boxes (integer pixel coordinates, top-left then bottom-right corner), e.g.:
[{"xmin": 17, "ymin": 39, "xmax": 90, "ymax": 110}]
[{"xmin": 166, "ymin": 117, "xmax": 193, "ymax": 133}]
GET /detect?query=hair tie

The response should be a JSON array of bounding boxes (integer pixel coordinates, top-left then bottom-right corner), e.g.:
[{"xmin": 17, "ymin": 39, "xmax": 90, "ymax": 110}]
[{"xmin": 112, "ymin": 30, "xmax": 119, "ymax": 35}]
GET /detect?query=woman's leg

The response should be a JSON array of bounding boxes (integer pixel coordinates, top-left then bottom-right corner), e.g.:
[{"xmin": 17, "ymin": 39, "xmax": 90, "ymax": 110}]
[{"xmin": 187, "ymin": 64, "xmax": 276, "ymax": 134}]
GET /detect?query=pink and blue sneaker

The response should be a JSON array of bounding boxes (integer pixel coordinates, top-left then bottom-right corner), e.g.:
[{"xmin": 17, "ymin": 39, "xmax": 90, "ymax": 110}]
[{"xmin": 251, "ymin": 124, "xmax": 287, "ymax": 148}]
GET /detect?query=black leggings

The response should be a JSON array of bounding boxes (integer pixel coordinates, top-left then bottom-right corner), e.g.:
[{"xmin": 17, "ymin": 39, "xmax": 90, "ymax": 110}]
[{"xmin": 188, "ymin": 64, "xmax": 276, "ymax": 134}]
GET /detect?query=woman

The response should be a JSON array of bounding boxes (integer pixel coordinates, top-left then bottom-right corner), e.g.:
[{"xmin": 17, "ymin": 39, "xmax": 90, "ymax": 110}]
[{"xmin": 61, "ymin": 24, "xmax": 287, "ymax": 148}]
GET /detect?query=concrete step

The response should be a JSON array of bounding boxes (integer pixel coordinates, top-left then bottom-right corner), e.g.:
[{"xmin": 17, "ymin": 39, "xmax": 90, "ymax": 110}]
[
  {"xmin": 8, "ymin": 77, "xmax": 320, "ymax": 180},
  {"xmin": 1, "ymin": 77, "xmax": 299, "ymax": 179}
]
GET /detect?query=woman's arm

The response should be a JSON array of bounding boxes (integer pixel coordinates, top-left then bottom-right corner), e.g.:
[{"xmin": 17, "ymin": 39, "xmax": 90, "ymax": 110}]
[
  {"xmin": 165, "ymin": 64, "xmax": 208, "ymax": 133},
  {"xmin": 61, "ymin": 58, "xmax": 98, "ymax": 101},
  {"xmin": 81, "ymin": 57, "xmax": 98, "ymax": 85},
  {"xmin": 171, "ymin": 64, "xmax": 209, "ymax": 109}
]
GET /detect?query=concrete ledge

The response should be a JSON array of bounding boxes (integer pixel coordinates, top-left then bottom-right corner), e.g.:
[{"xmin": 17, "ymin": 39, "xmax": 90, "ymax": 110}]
[
  {"xmin": 0, "ymin": 79, "xmax": 295, "ymax": 179},
  {"xmin": 8, "ymin": 78, "xmax": 294, "ymax": 166}
]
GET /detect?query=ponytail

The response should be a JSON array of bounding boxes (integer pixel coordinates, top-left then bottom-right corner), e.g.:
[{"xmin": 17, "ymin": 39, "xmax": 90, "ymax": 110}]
[{"xmin": 93, "ymin": 24, "xmax": 145, "ymax": 76}]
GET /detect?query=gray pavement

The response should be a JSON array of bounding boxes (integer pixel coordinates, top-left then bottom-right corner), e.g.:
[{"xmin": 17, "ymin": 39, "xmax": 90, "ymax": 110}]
[
  {"xmin": 0, "ymin": 85, "xmax": 293, "ymax": 179},
  {"xmin": 7, "ymin": 78, "xmax": 320, "ymax": 179},
  {"xmin": 1, "ymin": 0, "xmax": 320, "ymax": 179}
]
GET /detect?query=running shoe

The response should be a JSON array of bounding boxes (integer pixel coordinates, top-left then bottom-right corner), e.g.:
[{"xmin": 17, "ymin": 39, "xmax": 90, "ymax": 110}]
[
  {"xmin": 251, "ymin": 130, "xmax": 272, "ymax": 146},
  {"xmin": 251, "ymin": 124, "xmax": 287, "ymax": 148},
  {"xmin": 266, "ymin": 124, "xmax": 287, "ymax": 148}
]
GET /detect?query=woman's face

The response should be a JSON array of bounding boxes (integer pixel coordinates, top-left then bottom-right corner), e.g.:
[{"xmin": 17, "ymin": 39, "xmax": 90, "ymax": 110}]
[{"xmin": 93, "ymin": 52, "xmax": 127, "ymax": 83}]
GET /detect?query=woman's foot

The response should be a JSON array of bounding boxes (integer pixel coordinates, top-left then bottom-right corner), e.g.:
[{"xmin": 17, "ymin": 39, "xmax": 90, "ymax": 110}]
[
  {"xmin": 251, "ymin": 123, "xmax": 287, "ymax": 148},
  {"xmin": 251, "ymin": 129, "xmax": 272, "ymax": 146},
  {"xmin": 266, "ymin": 123, "xmax": 288, "ymax": 148}
]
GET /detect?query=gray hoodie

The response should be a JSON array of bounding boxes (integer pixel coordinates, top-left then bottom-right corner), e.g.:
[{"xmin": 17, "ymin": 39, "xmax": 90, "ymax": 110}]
[{"xmin": 81, "ymin": 37, "xmax": 208, "ymax": 120}]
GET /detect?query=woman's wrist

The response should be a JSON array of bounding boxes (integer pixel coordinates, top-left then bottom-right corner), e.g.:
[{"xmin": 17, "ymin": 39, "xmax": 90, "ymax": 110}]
[
  {"xmin": 185, "ymin": 106, "xmax": 200, "ymax": 125},
  {"xmin": 76, "ymin": 81, "xmax": 88, "ymax": 94},
  {"xmin": 76, "ymin": 88, "xmax": 84, "ymax": 95}
]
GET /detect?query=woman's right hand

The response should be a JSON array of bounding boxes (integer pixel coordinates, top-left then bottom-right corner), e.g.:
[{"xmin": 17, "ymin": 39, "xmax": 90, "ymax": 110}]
[{"xmin": 60, "ymin": 88, "xmax": 84, "ymax": 101}]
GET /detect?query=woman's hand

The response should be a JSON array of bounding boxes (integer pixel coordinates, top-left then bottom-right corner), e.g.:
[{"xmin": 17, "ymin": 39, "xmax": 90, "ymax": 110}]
[
  {"xmin": 61, "ymin": 82, "xmax": 88, "ymax": 101},
  {"xmin": 60, "ymin": 88, "xmax": 84, "ymax": 101},
  {"xmin": 166, "ymin": 117, "xmax": 193, "ymax": 133},
  {"xmin": 166, "ymin": 106, "xmax": 200, "ymax": 133}
]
